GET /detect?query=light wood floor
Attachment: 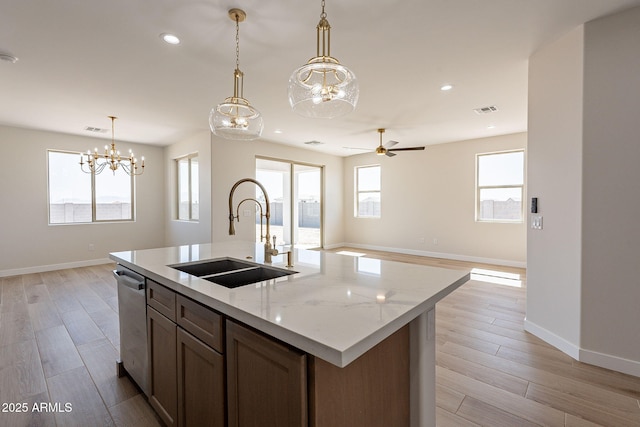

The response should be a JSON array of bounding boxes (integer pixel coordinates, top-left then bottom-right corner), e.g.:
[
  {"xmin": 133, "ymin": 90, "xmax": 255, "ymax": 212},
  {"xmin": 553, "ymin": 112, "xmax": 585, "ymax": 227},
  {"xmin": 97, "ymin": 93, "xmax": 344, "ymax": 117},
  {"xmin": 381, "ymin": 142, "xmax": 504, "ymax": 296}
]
[{"xmin": 1, "ymin": 251, "xmax": 639, "ymax": 426}]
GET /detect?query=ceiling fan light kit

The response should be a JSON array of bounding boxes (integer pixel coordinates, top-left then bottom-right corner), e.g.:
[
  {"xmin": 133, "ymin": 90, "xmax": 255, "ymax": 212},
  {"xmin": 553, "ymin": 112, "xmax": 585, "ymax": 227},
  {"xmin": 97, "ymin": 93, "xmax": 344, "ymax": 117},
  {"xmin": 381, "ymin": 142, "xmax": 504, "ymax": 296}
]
[
  {"xmin": 210, "ymin": 8, "xmax": 263, "ymax": 141},
  {"xmin": 287, "ymin": 0, "xmax": 359, "ymax": 119}
]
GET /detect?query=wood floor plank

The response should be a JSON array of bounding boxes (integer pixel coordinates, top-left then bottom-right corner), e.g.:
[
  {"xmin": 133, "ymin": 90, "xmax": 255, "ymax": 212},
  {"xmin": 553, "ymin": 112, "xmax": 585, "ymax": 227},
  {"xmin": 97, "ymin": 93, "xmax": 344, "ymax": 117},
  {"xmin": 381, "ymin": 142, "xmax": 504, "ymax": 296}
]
[
  {"xmin": 27, "ymin": 301, "xmax": 63, "ymax": 332},
  {"xmin": 77, "ymin": 338, "xmax": 140, "ymax": 408},
  {"xmin": 108, "ymin": 394, "xmax": 162, "ymax": 427},
  {"xmin": 456, "ymin": 396, "xmax": 540, "ymax": 427},
  {"xmin": 35, "ymin": 325, "xmax": 84, "ymax": 378},
  {"xmin": 88, "ymin": 307, "xmax": 120, "ymax": 349},
  {"xmin": 0, "ymin": 308, "xmax": 35, "ymax": 347},
  {"xmin": 437, "ymin": 351, "xmax": 529, "ymax": 396},
  {"xmin": 435, "ymin": 383, "xmax": 465, "ymax": 413},
  {"xmin": 436, "ymin": 365, "xmax": 566, "ymax": 426},
  {"xmin": 61, "ymin": 309, "xmax": 106, "ymax": 346},
  {"xmin": 0, "ymin": 391, "xmax": 57, "ymax": 427},
  {"xmin": 435, "ymin": 407, "xmax": 481, "ymax": 427},
  {"xmin": 0, "ymin": 339, "xmax": 48, "ymax": 402},
  {"xmin": 47, "ymin": 366, "xmax": 115, "ymax": 427},
  {"xmin": 526, "ymin": 382, "xmax": 640, "ymax": 427}
]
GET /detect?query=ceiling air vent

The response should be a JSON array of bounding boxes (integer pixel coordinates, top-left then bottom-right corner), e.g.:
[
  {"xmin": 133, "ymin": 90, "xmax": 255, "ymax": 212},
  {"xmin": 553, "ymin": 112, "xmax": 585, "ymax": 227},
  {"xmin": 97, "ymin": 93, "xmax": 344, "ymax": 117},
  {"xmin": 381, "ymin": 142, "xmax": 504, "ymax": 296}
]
[
  {"xmin": 84, "ymin": 126, "xmax": 108, "ymax": 133},
  {"xmin": 473, "ymin": 105, "xmax": 498, "ymax": 115},
  {"xmin": 304, "ymin": 140, "xmax": 324, "ymax": 146}
]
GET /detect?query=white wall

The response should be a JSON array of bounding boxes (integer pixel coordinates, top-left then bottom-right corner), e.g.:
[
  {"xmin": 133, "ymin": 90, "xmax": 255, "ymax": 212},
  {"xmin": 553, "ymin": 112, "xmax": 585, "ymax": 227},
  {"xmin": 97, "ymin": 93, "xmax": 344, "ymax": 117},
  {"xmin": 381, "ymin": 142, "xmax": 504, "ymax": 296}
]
[
  {"xmin": 580, "ymin": 7, "xmax": 640, "ymax": 370},
  {"xmin": 210, "ymin": 136, "xmax": 344, "ymax": 247},
  {"xmin": 526, "ymin": 26, "xmax": 584, "ymax": 356},
  {"xmin": 343, "ymin": 133, "xmax": 527, "ymax": 267},
  {"xmin": 0, "ymin": 125, "xmax": 165, "ymax": 275},
  {"xmin": 164, "ymin": 131, "xmax": 212, "ymax": 246},
  {"xmin": 527, "ymin": 6, "xmax": 640, "ymax": 377}
]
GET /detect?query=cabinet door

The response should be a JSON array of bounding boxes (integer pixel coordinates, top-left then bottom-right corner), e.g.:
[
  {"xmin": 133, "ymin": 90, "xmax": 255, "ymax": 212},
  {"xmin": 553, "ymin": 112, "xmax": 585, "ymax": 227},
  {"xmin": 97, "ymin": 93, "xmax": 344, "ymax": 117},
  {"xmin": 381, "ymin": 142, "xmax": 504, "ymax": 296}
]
[
  {"xmin": 148, "ymin": 306, "xmax": 177, "ymax": 427},
  {"xmin": 177, "ymin": 328, "xmax": 225, "ymax": 427},
  {"xmin": 226, "ymin": 321, "xmax": 307, "ymax": 427}
]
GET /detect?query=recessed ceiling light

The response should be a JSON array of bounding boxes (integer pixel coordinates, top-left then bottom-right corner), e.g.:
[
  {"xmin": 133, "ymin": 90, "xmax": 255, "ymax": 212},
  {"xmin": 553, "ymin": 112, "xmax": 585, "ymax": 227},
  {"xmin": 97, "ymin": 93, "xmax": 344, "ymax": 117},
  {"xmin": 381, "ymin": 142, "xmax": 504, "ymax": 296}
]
[
  {"xmin": 0, "ymin": 53, "xmax": 18, "ymax": 64},
  {"xmin": 160, "ymin": 33, "xmax": 180, "ymax": 45},
  {"xmin": 440, "ymin": 84, "xmax": 453, "ymax": 91},
  {"xmin": 487, "ymin": 124, "xmax": 496, "ymax": 129},
  {"xmin": 274, "ymin": 129, "xmax": 283, "ymax": 134}
]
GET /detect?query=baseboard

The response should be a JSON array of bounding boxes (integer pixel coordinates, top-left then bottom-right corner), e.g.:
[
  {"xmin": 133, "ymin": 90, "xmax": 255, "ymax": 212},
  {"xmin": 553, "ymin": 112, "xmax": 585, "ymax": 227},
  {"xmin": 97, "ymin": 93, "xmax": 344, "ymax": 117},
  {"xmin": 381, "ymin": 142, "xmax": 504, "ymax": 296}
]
[
  {"xmin": 524, "ymin": 318, "xmax": 640, "ymax": 378},
  {"xmin": 341, "ymin": 242, "xmax": 527, "ymax": 269},
  {"xmin": 523, "ymin": 318, "xmax": 581, "ymax": 359},
  {"xmin": 579, "ymin": 348, "xmax": 640, "ymax": 378},
  {"xmin": 0, "ymin": 258, "xmax": 113, "ymax": 278}
]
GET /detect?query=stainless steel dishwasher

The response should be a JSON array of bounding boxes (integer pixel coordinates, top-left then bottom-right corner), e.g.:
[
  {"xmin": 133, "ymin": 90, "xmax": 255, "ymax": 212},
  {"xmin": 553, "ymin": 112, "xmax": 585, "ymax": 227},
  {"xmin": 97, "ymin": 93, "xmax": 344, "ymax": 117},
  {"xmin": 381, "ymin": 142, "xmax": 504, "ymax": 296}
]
[{"xmin": 114, "ymin": 264, "xmax": 148, "ymax": 395}]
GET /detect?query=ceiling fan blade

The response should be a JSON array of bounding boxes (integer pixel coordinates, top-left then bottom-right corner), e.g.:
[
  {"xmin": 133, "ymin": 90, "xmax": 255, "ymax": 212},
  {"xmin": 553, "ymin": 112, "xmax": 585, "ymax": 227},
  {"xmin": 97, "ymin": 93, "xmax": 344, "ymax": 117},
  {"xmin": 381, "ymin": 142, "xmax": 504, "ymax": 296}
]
[
  {"xmin": 383, "ymin": 140, "xmax": 399, "ymax": 149},
  {"xmin": 388, "ymin": 146, "xmax": 425, "ymax": 152},
  {"xmin": 385, "ymin": 150, "xmax": 397, "ymax": 157}
]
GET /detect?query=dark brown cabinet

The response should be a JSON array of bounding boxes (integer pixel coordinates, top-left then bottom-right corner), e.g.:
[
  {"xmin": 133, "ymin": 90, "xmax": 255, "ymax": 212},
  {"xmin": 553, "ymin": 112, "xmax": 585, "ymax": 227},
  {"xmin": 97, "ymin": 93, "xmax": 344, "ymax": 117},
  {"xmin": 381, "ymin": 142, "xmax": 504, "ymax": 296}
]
[
  {"xmin": 177, "ymin": 328, "xmax": 225, "ymax": 427},
  {"xmin": 226, "ymin": 320, "xmax": 308, "ymax": 427},
  {"xmin": 147, "ymin": 306, "xmax": 178, "ymax": 427},
  {"xmin": 146, "ymin": 282, "xmax": 225, "ymax": 427}
]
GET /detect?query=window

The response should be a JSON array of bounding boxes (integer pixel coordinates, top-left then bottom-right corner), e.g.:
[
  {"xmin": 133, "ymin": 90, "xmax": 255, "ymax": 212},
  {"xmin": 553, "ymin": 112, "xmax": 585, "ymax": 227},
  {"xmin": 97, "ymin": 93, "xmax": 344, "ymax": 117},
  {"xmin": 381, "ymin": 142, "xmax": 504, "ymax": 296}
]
[
  {"xmin": 176, "ymin": 154, "xmax": 199, "ymax": 221},
  {"xmin": 476, "ymin": 150, "xmax": 524, "ymax": 222},
  {"xmin": 48, "ymin": 150, "xmax": 134, "ymax": 224},
  {"xmin": 355, "ymin": 165, "xmax": 381, "ymax": 218}
]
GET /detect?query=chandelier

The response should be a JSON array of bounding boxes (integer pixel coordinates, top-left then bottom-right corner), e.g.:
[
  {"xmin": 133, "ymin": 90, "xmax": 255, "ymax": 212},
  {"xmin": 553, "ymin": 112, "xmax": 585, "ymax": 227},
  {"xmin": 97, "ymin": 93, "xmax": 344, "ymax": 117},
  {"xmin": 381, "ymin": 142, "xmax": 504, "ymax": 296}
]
[
  {"xmin": 210, "ymin": 8, "xmax": 263, "ymax": 140},
  {"xmin": 288, "ymin": 0, "xmax": 358, "ymax": 119},
  {"xmin": 79, "ymin": 116, "xmax": 145, "ymax": 176}
]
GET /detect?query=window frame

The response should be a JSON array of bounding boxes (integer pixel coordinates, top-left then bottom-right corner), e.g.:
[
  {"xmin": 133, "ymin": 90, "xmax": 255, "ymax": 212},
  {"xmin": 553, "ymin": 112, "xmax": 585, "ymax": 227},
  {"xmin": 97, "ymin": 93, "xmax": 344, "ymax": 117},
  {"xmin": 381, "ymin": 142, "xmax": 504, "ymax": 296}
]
[
  {"xmin": 475, "ymin": 149, "xmax": 525, "ymax": 223},
  {"xmin": 354, "ymin": 164, "xmax": 381, "ymax": 218},
  {"xmin": 47, "ymin": 149, "xmax": 135, "ymax": 224},
  {"xmin": 175, "ymin": 153, "xmax": 199, "ymax": 221}
]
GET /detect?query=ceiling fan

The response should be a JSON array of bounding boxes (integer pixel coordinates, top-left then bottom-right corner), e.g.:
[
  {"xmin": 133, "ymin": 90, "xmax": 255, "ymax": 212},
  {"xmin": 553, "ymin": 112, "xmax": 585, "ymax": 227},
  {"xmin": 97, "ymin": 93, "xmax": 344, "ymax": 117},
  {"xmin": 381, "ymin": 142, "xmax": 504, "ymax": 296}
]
[{"xmin": 373, "ymin": 128, "xmax": 425, "ymax": 157}]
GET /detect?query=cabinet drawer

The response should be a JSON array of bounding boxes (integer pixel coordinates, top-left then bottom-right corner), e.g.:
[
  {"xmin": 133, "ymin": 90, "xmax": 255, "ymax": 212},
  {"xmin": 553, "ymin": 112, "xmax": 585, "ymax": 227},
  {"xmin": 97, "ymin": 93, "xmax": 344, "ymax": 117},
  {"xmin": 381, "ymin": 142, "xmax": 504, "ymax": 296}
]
[
  {"xmin": 147, "ymin": 279, "xmax": 176, "ymax": 321},
  {"xmin": 177, "ymin": 295, "xmax": 223, "ymax": 353}
]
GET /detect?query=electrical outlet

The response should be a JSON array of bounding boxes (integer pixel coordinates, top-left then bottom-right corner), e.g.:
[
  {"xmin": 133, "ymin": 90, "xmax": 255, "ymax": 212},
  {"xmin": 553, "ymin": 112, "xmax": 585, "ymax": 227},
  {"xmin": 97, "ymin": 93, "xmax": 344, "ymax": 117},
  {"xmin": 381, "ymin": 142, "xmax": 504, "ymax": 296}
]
[
  {"xmin": 418, "ymin": 237, "xmax": 425, "ymax": 244},
  {"xmin": 243, "ymin": 209, "xmax": 253, "ymax": 217},
  {"xmin": 88, "ymin": 243, "xmax": 95, "ymax": 251},
  {"xmin": 433, "ymin": 238, "xmax": 438, "ymax": 245}
]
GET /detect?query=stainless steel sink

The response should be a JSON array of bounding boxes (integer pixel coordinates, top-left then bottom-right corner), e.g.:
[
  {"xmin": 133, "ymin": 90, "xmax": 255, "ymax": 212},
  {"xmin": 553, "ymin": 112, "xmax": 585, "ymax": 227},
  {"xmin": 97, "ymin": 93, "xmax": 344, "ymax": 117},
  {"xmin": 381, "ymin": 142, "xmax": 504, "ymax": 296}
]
[{"xmin": 169, "ymin": 257, "xmax": 296, "ymax": 288}]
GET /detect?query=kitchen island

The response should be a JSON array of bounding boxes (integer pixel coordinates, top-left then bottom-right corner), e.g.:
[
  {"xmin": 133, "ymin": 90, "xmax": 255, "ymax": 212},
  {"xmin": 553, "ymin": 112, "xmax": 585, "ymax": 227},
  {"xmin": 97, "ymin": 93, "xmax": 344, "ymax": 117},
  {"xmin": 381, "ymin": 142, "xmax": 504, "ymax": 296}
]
[{"xmin": 110, "ymin": 242, "xmax": 469, "ymax": 427}]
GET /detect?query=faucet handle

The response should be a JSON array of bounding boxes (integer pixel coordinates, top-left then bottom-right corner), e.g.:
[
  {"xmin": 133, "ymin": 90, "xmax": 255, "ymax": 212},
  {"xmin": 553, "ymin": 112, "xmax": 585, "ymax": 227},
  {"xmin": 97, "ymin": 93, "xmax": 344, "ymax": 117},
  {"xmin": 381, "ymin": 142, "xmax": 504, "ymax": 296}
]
[{"xmin": 272, "ymin": 235, "xmax": 277, "ymax": 247}]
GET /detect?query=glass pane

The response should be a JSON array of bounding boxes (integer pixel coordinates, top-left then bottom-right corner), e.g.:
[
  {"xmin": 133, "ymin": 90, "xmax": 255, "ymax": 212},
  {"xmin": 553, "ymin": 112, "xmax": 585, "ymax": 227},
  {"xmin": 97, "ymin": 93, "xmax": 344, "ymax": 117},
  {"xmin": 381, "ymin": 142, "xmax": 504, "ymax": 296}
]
[
  {"xmin": 478, "ymin": 151, "xmax": 524, "ymax": 186},
  {"xmin": 178, "ymin": 158, "xmax": 189, "ymax": 220},
  {"xmin": 190, "ymin": 158, "xmax": 199, "ymax": 220},
  {"xmin": 295, "ymin": 165, "xmax": 321, "ymax": 249},
  {"xmin": 95, "ymin": 167, "xmax": 132, "ymax": 220},
  {"xmin": 357, "ymin": 166, "xmax": 380, "ymax": 191},
  {"xmin": 48, "ymin": 151, "xmax": 92, "ymax": 223},
  {"xmin": 255, "ymin": 167, "xmax": 288, "ymax": 245},
  {"xmin": 479, "ymin": 187, "xmax": 522, "ymax": 221},
  {"xmin": 358, "ymin": 192, "xmax": 381, "ymax": 217}
]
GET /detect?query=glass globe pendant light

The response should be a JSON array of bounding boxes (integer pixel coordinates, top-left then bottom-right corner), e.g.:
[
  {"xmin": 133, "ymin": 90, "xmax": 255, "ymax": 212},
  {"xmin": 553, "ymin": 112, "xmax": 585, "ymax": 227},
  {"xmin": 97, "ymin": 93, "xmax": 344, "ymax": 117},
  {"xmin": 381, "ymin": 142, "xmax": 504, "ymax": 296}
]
[
  {"xmin": 210, "ymin": 8, "xmax": 263, "ymax": 140},
  {"xmin": 288, "ymin": 0, "xmax": 359, "ymax": 119}
]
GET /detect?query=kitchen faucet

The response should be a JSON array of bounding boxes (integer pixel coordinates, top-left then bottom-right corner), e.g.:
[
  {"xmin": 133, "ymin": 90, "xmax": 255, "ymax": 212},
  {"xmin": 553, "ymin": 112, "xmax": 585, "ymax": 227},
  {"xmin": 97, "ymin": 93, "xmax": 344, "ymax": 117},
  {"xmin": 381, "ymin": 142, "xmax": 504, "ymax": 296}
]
[{"xmin": 228, "ymin": 178, "xmax": 279, "ymax": 263}]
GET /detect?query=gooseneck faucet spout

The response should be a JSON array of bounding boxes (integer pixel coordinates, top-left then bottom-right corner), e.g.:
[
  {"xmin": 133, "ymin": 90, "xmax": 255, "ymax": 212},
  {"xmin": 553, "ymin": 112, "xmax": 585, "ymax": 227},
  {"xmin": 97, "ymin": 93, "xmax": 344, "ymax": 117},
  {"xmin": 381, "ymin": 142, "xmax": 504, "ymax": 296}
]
[{"xmin": 228, "ymin": 178, "xmax": 279, "ymax": 263}]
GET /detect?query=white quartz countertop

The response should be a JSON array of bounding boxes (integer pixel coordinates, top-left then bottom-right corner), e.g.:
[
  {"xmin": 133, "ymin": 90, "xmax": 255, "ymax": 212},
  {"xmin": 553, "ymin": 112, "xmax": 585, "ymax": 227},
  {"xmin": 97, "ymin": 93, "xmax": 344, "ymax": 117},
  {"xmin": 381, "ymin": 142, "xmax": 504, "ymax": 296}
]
[{"xmin": 110, "ymin": 241, "xmax": 469, "ymax": 367}]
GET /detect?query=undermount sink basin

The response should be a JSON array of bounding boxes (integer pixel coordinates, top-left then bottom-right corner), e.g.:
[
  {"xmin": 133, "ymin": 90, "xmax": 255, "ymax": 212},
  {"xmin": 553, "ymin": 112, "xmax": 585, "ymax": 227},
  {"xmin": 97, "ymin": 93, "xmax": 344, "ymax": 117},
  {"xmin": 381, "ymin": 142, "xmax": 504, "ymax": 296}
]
[
  {"xmin": 204, "ymin": 266, "xmax": 295, "ymax": 288},
  {"xmin": 169, "ymin": 257, "xmax": 296, "ymax": 289},
  {"xmin": 170, "ymin": 258, "xmax": 255, "ymax": 277}
]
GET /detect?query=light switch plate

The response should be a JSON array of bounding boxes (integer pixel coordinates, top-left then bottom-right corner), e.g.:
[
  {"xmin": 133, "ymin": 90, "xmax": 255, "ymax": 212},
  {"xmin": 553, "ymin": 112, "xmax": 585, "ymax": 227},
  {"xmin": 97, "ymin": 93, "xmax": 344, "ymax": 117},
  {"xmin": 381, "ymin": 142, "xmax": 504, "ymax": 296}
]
[{"xmin": 531, "ymin": 215, "xmax": 543, "ymax": 230}]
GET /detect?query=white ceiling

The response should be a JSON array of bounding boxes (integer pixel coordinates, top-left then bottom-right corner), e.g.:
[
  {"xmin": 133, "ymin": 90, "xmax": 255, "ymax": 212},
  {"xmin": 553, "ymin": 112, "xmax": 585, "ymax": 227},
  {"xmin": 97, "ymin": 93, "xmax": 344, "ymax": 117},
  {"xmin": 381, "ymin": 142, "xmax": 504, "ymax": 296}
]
[{"xmin": 2, "ymin": 0, "xmax": 639, "ymax": 156}]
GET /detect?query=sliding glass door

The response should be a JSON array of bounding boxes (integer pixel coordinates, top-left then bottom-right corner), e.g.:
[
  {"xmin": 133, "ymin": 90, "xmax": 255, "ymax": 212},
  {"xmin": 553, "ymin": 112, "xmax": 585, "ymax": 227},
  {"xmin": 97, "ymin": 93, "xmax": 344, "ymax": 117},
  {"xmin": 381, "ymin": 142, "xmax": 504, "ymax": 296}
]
[{"xmin": 255, "ymin": 158, "xmax": 323, "ymax": 249}]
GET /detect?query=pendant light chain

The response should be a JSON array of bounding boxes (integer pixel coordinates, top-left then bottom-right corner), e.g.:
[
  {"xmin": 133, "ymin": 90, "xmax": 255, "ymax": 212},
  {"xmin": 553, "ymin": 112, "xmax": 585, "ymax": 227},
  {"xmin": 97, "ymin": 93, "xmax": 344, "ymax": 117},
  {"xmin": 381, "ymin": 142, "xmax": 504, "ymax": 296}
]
[
  {"xmin": 235, "ymin": 13, "xmax": 240, "ymax": 71},
  {"xmin": 320, "ymin": 0, "xmax": 326, "ymax": 19}
]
